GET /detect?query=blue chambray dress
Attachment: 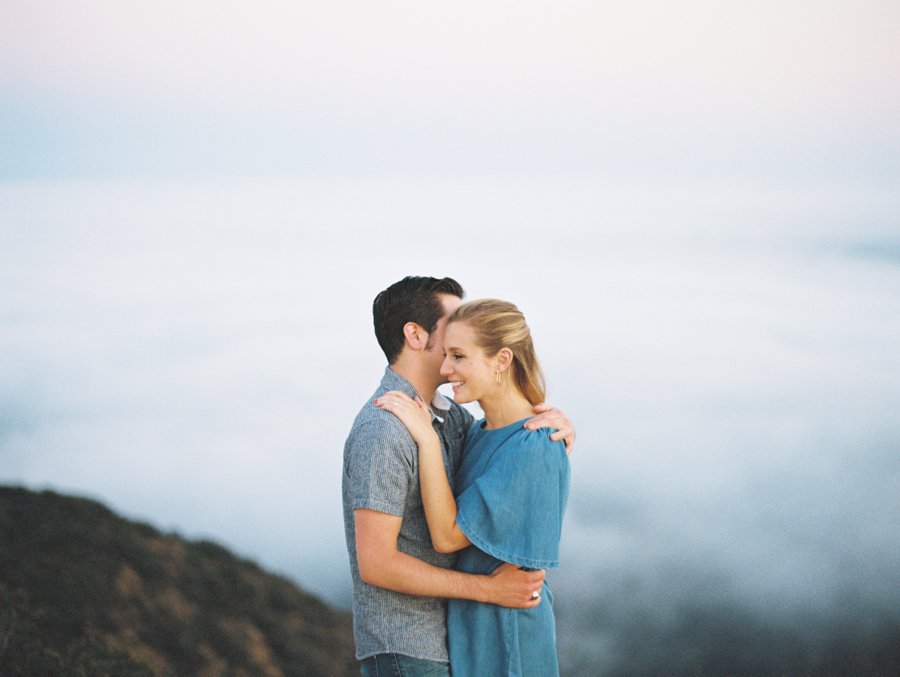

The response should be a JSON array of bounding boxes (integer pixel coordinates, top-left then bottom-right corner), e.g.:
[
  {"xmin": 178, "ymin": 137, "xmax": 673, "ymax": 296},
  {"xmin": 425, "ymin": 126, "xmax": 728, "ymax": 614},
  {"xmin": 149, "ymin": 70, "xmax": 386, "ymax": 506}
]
[{"xmin": 448, "ymin": 418, "xmax": 570, "ymax": 677}]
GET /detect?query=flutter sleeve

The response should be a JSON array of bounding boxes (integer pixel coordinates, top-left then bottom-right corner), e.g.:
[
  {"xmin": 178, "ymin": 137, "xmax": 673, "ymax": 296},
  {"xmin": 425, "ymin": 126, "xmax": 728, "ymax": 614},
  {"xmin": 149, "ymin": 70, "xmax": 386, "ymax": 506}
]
[{"xmin": 455, "ymin": 428, "xmax": 570, "ymax": 569}]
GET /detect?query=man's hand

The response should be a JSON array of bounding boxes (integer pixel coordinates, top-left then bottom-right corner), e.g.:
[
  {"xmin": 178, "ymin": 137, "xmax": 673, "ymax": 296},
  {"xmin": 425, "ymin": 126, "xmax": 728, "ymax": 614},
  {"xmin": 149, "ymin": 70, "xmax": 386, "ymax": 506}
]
[
  {"xmin": 482, "ymin": 562, "xmax": 545, "ymax": 608},
  {"xmin": 525, "ymin": 404, "xmax": 575, "ymax": 454}
]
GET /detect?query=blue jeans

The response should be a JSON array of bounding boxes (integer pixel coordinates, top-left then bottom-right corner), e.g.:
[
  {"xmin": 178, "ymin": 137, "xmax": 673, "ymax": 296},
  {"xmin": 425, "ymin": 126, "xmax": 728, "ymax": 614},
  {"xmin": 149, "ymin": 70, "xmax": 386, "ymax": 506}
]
[{"xmin": 360, "ymin": 653, "xmax": 451, "ymax": 677}]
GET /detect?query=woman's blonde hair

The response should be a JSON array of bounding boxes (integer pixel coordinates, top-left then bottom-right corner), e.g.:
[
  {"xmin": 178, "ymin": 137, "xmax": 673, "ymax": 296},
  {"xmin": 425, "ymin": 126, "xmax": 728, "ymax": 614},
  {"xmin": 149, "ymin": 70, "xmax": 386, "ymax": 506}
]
[{"xmin": 449, "ymin": 299, "xmax": 546, "ymax": 405}]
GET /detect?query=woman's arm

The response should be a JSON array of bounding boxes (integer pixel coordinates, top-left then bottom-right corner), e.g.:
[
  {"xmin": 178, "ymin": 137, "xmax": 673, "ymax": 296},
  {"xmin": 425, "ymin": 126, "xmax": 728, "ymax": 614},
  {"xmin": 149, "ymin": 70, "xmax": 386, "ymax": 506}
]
[
  {"xmin": 415, "ymin": 424, "xmax": 471, "ymax": 553},
  {"xmin": 374, "ymin": 391, "xmax": 472, "ymax": 553}
]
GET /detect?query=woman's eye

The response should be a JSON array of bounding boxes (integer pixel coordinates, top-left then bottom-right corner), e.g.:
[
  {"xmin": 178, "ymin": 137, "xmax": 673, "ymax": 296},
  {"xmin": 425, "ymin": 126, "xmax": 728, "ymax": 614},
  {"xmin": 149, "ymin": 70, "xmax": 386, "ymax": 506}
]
[{"xmin": 454, "ymin": 353, "xmax": 464, "ymax": 360}]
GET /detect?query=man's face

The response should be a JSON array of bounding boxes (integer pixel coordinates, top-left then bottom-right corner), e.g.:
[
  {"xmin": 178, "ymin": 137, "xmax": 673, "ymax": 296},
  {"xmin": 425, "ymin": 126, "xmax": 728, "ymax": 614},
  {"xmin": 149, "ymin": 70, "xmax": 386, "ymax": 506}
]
[{"xmin": 424, "ymin": 293, "xmax": 462, "ymax": 382}]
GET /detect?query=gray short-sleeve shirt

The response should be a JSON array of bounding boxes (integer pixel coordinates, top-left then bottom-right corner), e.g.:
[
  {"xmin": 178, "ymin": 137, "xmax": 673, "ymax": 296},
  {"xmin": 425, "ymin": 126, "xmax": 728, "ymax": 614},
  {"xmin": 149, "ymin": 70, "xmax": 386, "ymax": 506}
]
[{"xmin": 342, "ymin": 367, "xmax": 473, "ymax": 662}]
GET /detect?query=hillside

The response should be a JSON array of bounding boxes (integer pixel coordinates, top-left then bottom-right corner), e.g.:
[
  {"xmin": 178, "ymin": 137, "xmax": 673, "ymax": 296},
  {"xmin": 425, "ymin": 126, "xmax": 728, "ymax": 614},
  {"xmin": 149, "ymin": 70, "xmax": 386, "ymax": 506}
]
[{"xmin": 0, "ymin": 486, "xmax": 356, "ymax": 676}]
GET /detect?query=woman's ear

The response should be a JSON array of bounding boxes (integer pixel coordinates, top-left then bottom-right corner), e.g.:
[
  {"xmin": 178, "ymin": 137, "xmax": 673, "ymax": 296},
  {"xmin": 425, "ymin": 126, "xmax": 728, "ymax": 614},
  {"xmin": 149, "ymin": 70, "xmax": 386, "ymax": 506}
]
[
  {"xmin": 403, "ymin": 322, "xmax": 428, "ymax": 351},
  {"xmin": 495, "ymin": 347, "xmax": 514, "ymax": 372}
]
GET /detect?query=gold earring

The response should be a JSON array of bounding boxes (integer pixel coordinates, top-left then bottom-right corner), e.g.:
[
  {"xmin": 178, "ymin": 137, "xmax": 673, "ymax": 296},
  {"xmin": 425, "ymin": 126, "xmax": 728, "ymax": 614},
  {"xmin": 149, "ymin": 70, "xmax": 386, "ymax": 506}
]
[{"xmin": 495, "ymin": 371, "xmax": 501, "ymax": 384}]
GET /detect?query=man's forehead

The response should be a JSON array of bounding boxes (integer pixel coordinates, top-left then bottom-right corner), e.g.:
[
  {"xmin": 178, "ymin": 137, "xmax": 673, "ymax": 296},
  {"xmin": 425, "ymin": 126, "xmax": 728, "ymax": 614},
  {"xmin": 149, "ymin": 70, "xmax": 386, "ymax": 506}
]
[{"xmin": 438, "ymin": 293, "xmax": 462, "ymax": 316}]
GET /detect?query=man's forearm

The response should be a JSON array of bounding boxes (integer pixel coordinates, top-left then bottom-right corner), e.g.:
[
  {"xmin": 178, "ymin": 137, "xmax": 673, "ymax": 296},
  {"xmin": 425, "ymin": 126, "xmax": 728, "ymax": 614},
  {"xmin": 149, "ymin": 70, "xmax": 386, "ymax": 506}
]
[
  {"xmin": 359, "ymin": 547, "xmax": 489, "ymax": 602},
  {"xmin": 354, "ymin": 509, "xmax": 542, "ymax": 608}
]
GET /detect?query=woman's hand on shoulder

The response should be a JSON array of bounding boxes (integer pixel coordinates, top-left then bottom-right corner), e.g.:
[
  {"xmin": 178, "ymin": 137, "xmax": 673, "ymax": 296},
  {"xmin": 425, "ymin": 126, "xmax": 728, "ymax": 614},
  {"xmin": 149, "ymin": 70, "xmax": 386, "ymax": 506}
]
[{"xmin": 374, "ymin": 391, "xmax": 437, "ymax": 445}]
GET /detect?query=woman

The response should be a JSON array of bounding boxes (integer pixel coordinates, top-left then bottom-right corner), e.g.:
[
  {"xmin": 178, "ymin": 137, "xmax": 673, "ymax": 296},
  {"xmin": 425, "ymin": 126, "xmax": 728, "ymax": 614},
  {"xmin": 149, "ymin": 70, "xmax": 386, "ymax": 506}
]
[{"xmin": 375, "ymin": 299, "xmax": 570, "ymax": 677}]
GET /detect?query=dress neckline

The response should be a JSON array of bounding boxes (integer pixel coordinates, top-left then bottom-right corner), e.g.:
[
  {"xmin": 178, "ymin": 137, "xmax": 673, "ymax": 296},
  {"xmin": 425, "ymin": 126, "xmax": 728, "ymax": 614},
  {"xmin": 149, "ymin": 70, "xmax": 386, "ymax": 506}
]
[{"xmin": 478, "ymin": 416, "xmax": 532, "ymax": 432}]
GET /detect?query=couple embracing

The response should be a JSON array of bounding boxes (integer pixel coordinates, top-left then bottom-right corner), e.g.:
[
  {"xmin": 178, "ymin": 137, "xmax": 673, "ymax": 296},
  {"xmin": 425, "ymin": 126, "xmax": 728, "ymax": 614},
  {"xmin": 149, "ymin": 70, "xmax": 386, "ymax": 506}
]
[{"xmin": 342, "ymin": 276, "xmax": 574, "ymax": 676}]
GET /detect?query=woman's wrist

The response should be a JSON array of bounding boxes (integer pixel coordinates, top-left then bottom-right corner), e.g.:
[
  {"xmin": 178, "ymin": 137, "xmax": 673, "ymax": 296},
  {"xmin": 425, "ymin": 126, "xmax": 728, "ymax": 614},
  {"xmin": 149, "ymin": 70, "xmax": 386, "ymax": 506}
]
[{"xmin": 415, "ymin": 428, "xmax": 441, "ymax": 448}]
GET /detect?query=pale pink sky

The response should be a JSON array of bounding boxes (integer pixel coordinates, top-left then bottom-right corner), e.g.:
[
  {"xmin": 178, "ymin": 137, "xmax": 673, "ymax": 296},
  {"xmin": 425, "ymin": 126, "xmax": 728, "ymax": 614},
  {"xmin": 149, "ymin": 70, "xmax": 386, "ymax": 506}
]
[{"xmin": 1, "ymin": 0, "xmax": 898, "ymax": 178}]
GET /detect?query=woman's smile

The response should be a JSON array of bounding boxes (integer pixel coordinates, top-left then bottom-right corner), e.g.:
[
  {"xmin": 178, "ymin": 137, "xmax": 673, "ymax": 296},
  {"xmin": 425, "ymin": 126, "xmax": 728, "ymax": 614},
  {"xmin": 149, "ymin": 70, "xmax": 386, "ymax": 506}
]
[{"xmin": 440, "ymin": 322, "xmax": 494, "ymax": 401}]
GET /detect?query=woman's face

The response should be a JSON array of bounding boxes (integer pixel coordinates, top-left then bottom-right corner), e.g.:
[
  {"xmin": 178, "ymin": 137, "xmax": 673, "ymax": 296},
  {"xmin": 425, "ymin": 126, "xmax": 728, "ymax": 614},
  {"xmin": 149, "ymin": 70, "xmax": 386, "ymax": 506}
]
[{"xmin": 439, "ymin": 321, "xmax": 497, "ymax": 404}]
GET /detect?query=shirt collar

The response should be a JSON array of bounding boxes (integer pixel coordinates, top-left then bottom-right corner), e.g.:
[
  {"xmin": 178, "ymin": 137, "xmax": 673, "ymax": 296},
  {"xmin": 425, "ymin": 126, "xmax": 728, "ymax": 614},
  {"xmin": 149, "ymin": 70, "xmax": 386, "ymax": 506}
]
[{"xmin": 381, "ymin": 367, "xmax": 451, "ymax": 424}]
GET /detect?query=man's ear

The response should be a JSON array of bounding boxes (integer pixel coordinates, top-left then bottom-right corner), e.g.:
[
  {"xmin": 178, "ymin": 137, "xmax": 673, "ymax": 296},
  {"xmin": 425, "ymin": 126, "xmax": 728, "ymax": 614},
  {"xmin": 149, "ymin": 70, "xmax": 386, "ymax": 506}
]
[{"xmin": 403, "ymin": 322, "xmax": 428, "ymax": 351}]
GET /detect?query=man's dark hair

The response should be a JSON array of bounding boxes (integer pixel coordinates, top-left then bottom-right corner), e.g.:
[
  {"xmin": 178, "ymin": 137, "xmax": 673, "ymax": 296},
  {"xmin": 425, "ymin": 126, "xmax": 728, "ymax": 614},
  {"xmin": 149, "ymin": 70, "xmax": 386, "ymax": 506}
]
[{"xmin": 373, "ymin": 276, "xmax": 465, "ymax": 364}]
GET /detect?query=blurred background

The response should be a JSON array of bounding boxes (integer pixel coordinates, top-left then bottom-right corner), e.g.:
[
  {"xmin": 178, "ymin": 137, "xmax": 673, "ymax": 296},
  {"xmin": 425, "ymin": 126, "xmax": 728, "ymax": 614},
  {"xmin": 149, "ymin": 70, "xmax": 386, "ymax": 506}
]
[{"xmin": 2, "ymin": 1, "xmax": 898, "ymax": 674}]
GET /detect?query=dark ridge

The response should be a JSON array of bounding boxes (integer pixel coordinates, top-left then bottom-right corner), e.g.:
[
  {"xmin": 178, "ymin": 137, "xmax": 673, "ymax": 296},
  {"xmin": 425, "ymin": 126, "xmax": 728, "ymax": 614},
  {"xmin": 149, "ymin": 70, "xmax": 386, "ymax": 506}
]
[{"xmin": 0, "ymin": 485, "xmax": 356, "ymax": 676}]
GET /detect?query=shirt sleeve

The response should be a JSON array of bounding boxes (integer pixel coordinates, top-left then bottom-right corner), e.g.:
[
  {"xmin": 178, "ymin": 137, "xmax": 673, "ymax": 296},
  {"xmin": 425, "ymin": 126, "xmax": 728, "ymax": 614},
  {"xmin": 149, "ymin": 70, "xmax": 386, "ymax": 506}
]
[
  {"xmin": 455, "ymin": 428, "xmax": 570, "ymax": 569},
  {"xmin": 346, "ymin": 414, "xmax": 417, "ymax": 516}
]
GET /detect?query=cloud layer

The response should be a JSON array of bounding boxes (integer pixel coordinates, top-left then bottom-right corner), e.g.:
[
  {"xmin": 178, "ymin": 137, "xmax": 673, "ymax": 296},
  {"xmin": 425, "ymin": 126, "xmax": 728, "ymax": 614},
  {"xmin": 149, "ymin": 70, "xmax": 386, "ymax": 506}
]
[{"xmin": 1, "ymin": 176, "xmax": 898, "ymax": 673}]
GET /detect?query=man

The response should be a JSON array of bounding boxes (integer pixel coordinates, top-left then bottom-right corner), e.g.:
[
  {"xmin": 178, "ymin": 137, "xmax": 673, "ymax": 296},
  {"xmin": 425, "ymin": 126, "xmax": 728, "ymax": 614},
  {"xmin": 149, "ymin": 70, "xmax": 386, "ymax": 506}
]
[{"xmin": 342, "ymin": 276, "xmax": 575, "ymax": 676}]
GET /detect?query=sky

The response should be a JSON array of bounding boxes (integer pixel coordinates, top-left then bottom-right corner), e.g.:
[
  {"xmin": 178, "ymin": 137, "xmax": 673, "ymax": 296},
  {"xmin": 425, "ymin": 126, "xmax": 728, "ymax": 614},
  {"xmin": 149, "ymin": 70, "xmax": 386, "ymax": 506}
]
[{"xmin": 1, "ymin": 0, "xmax": 898, "ymax": 181}]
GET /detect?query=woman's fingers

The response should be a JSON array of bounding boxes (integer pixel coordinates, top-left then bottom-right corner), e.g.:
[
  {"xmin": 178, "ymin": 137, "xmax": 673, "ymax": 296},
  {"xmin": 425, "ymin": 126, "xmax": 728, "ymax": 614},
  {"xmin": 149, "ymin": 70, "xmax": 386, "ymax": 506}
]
[
  {"xmin": 375, "ymin": 391, "xmax": 407, "ymax": 406},
  {"xmin": 374, "ymin": 391, "xmax": 418, "ymax": 407},
  {"xmin": 374, "ymin": 392, "xmax": 430, "ymax": 422},
  {"xmin": 375, "ymin": 390, "xmax": 429, "ymax": 412}
]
